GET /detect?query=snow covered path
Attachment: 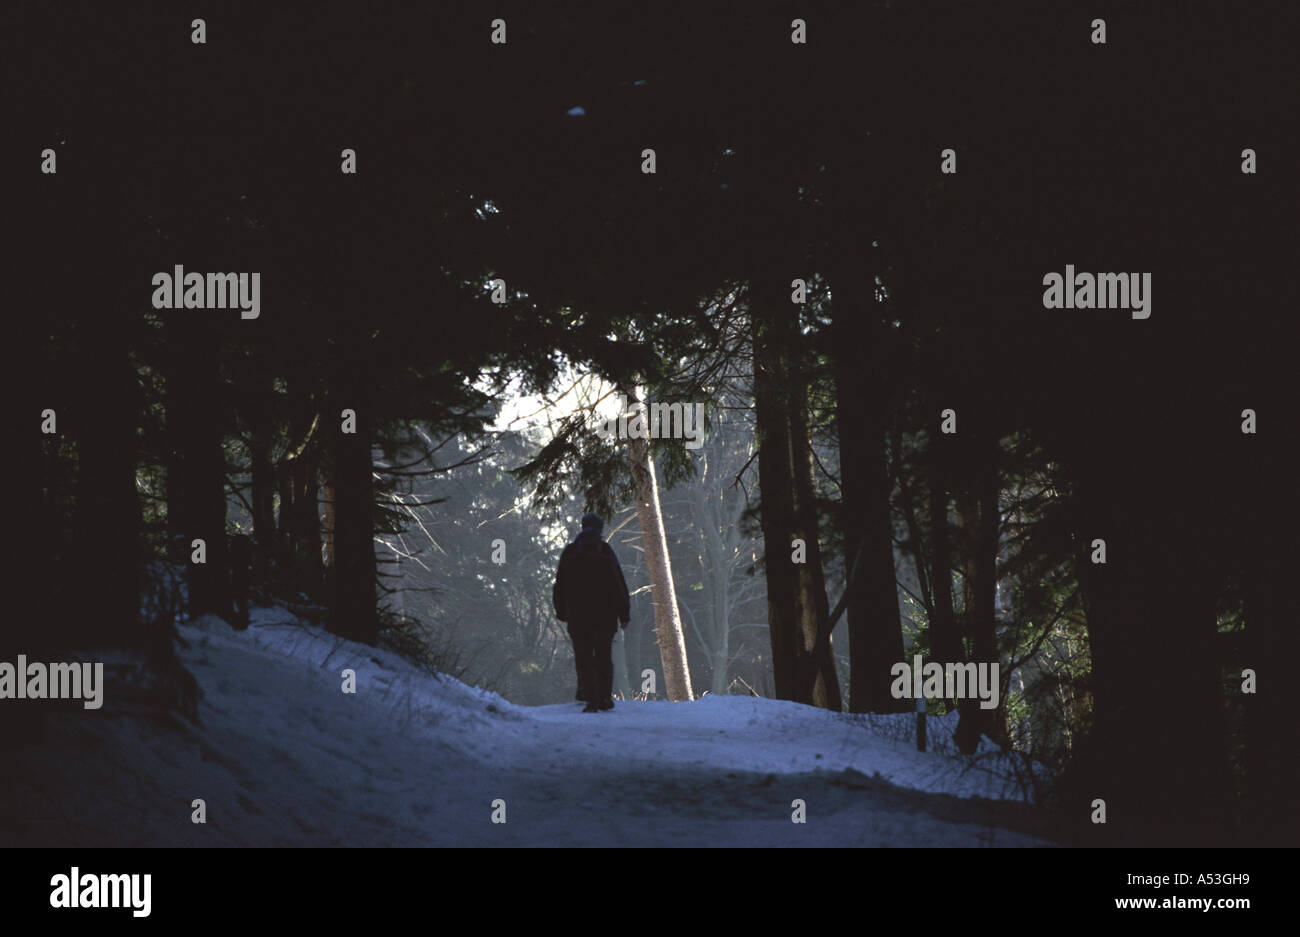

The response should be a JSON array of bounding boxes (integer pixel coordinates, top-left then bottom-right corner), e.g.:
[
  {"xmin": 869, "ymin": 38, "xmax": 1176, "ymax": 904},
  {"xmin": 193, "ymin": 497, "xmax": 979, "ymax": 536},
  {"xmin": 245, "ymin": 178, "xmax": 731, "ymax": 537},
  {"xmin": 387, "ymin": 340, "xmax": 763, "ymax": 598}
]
[{"xmin": 1, "ymin": 611, "xmax": 1056, "ymax": 847}]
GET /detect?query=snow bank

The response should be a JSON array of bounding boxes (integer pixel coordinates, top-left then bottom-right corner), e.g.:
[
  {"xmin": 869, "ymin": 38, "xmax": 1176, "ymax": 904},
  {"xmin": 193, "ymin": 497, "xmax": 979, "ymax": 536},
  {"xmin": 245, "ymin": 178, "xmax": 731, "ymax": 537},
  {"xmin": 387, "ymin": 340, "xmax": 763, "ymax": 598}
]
[{"xmin": 0, "ymin": 608, "xmax": 1054, "ymax": 847}]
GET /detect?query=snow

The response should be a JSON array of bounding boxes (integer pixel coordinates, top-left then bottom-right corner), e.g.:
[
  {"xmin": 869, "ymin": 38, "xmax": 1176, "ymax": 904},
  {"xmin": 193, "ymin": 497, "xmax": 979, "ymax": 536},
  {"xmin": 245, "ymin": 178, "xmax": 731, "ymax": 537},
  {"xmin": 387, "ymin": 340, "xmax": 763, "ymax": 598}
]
[{"xmin": 0, "ymin": 608, "xmax": 1056, "ymax": 847}]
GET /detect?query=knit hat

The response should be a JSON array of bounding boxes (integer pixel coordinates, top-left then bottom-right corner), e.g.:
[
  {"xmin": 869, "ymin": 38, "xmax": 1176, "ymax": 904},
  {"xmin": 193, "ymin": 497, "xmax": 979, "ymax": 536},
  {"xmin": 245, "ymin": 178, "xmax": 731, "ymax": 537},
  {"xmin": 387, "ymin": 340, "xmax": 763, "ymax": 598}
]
[{"xmin": 580, "ymin": 513, "xmax": 604, "ymax": 532}]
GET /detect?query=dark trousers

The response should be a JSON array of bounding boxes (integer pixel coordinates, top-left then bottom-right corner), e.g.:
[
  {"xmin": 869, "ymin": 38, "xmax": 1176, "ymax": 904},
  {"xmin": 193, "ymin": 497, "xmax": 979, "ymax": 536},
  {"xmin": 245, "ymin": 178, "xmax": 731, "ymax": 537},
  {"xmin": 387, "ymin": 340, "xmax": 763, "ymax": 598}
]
[{"xmin": 568, "ymin": 619, "xmax": 616, "ymax": 703}]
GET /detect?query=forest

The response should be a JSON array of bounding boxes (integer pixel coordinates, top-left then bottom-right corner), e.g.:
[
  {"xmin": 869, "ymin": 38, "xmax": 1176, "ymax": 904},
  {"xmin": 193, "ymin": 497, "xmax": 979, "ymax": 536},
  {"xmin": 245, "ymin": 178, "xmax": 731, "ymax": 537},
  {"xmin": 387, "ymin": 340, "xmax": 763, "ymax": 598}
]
[{"xmin": 12, "ymin": 2, "xmax": 1297, "ymax": 851}]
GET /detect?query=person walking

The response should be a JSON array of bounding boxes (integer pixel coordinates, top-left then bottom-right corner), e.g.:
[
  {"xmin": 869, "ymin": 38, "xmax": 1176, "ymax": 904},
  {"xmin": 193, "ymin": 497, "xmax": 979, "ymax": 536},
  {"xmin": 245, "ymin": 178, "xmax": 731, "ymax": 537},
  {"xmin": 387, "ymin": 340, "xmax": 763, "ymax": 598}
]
[{"xmin": 552, "ymin": 514, "xmax": 630, "ymax": 712}]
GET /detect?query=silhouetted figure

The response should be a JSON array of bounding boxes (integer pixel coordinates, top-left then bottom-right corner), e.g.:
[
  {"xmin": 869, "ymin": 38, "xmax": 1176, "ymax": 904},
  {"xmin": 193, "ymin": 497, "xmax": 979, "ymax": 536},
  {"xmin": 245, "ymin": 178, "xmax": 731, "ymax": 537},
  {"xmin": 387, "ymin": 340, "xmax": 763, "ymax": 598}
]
[{"xmin": 552, "ymin": 514, "xmax": 630, "ymax": 712}]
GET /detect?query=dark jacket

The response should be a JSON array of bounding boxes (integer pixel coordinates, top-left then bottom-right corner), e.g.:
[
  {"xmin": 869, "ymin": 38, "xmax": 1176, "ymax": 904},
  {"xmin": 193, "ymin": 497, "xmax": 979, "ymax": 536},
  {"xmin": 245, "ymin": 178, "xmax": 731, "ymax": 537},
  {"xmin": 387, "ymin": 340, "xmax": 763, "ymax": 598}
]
[{"xmin": 553, "ymin": 528, "xmax": 631, "ymax": 627}]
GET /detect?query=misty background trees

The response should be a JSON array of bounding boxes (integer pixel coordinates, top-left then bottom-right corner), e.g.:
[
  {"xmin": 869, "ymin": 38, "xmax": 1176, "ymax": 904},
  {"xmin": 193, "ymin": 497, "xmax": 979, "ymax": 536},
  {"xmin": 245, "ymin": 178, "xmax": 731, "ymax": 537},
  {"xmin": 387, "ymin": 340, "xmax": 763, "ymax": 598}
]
[{"xmin": 22, "ymin": 4, "xmax": 1296, "ymax": 846}]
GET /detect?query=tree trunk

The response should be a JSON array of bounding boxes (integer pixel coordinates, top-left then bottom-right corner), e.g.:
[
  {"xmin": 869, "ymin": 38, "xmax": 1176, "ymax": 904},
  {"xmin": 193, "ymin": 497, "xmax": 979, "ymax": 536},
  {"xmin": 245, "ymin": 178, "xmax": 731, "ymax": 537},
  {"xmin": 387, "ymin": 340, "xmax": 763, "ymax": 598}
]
[
  {"xmin": 289, "ymin": 450, "xmax": 323, "ymax": 601},
  {"xmin": 330, "ymin": 379, "xmax": 378, "ymax": 645},
  {"xmin": 829, "ymin": 277, "xmax": 908, "ymax": 713},
  {"xmin": 750, "ymin": 279, "xmax": 800, "ymax": 702},
  {"xmin": 927, "ymin": 453, "xmax": 961, "ymax": 673},
  {"xmin": 708, "ymin": 538, "xmax": 731, "ymax": 697},
  {"xmin": 695, "ymin": 483, "xmax": 733, "ymax": 697},
  {"xmin": 168, "ymin": 316, "xmax": 231, "ymax": 622},
  {"xmin": 625, "ymin": 387, "xmax": 694, "ymax": 702},
  {"xmin": 321, "ymin": 475, "xmax": 337, "ymax": 570},
  {"xmin": 1075, "ymin": 461, "xmax": 1232, "ymax": 843},
  {"xmin": 281, "ymin": 388, "xmax": 324, "ymax": 604},
  {"xmin": 74, "ymin": 311, "xmax": 141, "ymax": 646},
  {"xmin": 275, "ymin": 453, "xmax": 294, "ymax": 596},
  {"xmin": 955, "ymin": 429, "xmax": 1003, "ymax": 753},
  {"xmin": 790, "ymin": 378, "xmax": 843, "ymax": 710},
  {"xmin": 248, "ymin": 383, "xmax": 276, "ymax": 585}
]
